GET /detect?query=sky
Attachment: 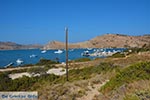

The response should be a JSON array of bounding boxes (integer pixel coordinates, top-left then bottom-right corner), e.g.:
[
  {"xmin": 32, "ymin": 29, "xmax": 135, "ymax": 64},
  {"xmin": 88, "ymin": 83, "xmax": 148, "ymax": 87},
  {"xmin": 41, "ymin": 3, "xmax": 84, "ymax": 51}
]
[{"xmin": 0, "ymin": 0, "xmax": 150, "ymax": 44}]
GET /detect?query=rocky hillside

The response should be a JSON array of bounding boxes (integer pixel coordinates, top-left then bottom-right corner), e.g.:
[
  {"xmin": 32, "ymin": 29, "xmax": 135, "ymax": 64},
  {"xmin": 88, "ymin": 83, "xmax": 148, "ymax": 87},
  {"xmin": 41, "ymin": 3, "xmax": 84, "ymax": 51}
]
[
  {"xmin": 43, "ymin": 34, "xmax": 150, "ymax": 49},
  {"xmin": 0, "ymin": 42, "xmax": 43, "ymax": 50}
]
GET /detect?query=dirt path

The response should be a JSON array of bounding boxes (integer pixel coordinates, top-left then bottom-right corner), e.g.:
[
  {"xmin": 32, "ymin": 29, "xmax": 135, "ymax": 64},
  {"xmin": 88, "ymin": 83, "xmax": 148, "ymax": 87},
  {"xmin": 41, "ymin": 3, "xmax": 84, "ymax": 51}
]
[{"xmin": 77, "ymin": 80, "xmax": 109, "ymax": 100}]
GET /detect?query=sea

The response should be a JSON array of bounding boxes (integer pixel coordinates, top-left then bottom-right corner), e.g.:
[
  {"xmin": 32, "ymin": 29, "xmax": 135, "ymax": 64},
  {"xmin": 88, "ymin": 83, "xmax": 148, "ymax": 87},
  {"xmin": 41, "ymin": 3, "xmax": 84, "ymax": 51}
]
[{"xmin": 0, "ymin": 48, "xmax": 125, "ymax": 68}]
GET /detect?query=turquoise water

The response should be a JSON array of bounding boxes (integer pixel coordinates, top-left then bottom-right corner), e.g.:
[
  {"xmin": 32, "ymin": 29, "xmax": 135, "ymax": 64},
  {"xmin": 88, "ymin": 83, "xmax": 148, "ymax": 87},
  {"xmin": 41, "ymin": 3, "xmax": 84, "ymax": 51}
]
[{"xmin": 0, "ymin": 48, "xmax": 125, "ymax": 68}]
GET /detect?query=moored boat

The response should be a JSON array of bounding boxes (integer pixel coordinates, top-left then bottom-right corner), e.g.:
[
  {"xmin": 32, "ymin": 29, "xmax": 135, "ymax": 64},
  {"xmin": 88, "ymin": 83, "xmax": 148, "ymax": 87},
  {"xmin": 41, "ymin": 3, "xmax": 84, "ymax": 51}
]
[
  {"xmin": 54, "ymin": 49, "xmax": 63, "ymax": 54},
  {"xmin": 41, "ymin": 50, "xmax": 47, "ymax": 53},
  {"xmin": 16, "ymin": 59, "xmax": 23, "ymax": 65}
]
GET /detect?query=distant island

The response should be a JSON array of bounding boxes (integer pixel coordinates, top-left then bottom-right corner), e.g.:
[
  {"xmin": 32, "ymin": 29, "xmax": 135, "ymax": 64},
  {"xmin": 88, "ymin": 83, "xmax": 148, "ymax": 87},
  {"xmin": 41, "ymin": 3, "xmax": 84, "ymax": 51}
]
[
  {"xmin": 0, "ymin": 42, "xmax": 43, "ymax": 50},
  {"xmin": 43, "ymin": 34, "xmax": 150, "ymax": 49}
]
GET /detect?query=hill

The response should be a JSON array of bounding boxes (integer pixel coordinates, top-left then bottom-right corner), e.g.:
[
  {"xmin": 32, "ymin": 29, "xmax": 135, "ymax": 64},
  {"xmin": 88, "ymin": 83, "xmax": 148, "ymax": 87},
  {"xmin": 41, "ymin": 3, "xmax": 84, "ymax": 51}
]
[
  {"xmin": 0, "ymin": 42, "xmax": 43, "ymax": 50},
  {"xmin": 43, "ymin": 34, "xmax": 150, "ymax": 49}
]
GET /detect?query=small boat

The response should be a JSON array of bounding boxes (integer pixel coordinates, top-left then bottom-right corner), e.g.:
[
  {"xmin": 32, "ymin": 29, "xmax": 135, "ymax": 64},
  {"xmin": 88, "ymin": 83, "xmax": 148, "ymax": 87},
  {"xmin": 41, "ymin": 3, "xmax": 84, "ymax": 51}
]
[
  {"xmin": 4, "ymin": 62, "xmax": 14, "ymax": 68},
  {"xmin": 87, "ymin": 48, "xmax": 92, "ymax": 50},
  {"xmin": 81, "ymin": 50, "xmax": 90, "ymax": 57},
  {"xmin": 69, "ymin": 49, "xmax": 74, "ymax": 52},
  {"xmin": 93, "ymin": 49, "xmax": 96, "ymax": 52},
  {"xmin": 41, "ymin": 50, "xmax": 47, "ymax": 53},
  {"xmin": 54, "ymin": 49, "xmax": 63, "ymax": 54},
  {"xmin": 30, "ymin": 54, "xmax": 37, "ymax": 58},
  {"xmin": 16, "ymin": 59, "xmax": 23, "ymax": 65}
]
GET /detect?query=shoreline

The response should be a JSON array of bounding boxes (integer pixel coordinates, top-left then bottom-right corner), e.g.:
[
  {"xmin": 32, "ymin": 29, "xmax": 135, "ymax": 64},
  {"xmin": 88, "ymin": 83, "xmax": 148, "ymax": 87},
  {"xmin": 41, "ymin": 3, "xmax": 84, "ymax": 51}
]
[{"xmin": 1, "ymin": 51, "xmax": 150, "ymax": 72}]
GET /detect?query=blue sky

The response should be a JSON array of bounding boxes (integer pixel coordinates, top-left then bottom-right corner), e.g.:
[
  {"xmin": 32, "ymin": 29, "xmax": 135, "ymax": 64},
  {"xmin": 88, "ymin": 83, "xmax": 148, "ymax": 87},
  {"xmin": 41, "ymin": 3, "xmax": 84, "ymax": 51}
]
[{"xmin": 0, "ymin": 0, "xmax": 149, "ymax": 44}]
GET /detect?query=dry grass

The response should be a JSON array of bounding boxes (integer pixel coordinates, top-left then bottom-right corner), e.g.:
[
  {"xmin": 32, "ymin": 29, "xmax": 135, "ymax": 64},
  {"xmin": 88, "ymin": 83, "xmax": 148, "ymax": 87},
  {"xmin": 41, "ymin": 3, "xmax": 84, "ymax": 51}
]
[
  {"xmin": 38, "ymin": 73, "xmax": 113, "ymax": 100},
  {"xmin": 93, "ymin": 80, "xmax": 150, "ymax": 100}
]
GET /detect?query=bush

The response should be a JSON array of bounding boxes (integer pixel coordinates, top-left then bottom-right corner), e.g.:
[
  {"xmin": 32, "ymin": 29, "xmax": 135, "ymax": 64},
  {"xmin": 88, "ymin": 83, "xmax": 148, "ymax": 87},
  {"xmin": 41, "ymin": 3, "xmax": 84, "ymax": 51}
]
[
  {"xmin": 36, "ymin": 58, "xmax": 58, "ymax": 65},
  {"xmin": 0, "ymin": 72, "xmax": 60, "ymax": 91},
  {"xmin": 124, "ymin": 44, "xmax": 150, "ymax": 54},
  {"xmin": 100, "ymin": 61, "xmax": 150, "ymax": 94},
  {"xmin": 44, "ymin": 65, "xmax": 56, "ymax": 71},
  {"xmin": 111, "ymin": 52, "xmax": 125, "ymax": 58},
  {"xmin": 7, "ymin": 69, "xmax": 28, "ymax": 74},
  {"xmin": 0, "ymin": 72, "xmax": 11, "ymax": 91},
  {"xmin": 8, "ymin": 76, "xmax": 37, "ymax": 91},
  {"xmin": 27, "ymin": 66, "xmax": 47, "ymax": 75},
  {"xmin": 124, "ymin": 95, "xmax": 139, "ymax": 100},
  {"xmin": 67, "ymin": 62, "xmax": 117, "ymax": 81},
  {"xmin": 73, "ymin": 58, "xmax": 91, "ymax": 62}
]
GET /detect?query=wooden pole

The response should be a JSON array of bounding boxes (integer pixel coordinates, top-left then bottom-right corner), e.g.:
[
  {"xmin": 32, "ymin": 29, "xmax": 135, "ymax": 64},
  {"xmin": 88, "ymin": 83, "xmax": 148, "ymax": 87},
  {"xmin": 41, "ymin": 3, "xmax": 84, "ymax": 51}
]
[{"xmin": 65, "ymin": 27, "xmax": 69, "ymax": 81}]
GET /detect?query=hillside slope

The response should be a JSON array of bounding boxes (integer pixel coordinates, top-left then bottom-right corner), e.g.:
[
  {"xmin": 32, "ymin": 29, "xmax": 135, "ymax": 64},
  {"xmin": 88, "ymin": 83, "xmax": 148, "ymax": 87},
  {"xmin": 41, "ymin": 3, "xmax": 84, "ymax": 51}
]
[
  {"xmin": 43, "ymin": 34, "xmax": 150, "ymax": 49},
  {"xmin": 0, "ymin": 42, "xmax": 43, "ymax": 50}
]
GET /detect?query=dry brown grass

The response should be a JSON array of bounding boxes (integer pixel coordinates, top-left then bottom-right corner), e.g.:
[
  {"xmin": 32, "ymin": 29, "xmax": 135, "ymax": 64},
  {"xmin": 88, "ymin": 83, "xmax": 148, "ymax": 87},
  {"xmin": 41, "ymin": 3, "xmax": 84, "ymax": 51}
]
[{"xmin": 37, "ymin": 73, "xmax": 113, "ymax": 100}]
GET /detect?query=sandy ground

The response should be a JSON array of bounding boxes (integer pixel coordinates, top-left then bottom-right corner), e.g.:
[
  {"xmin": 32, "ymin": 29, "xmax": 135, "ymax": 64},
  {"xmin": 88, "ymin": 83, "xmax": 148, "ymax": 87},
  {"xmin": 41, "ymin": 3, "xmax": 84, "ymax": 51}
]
[
  {"xmin": 9, "ymin": 72, "xmax": 31, "ymax": 80},
  {"xmin": 8, "ymin": 68, "xmax": 66, "ymax": 80},
  {"xmin": 47, "ymin": 68, "xmax": 66, "ymax": 75}
]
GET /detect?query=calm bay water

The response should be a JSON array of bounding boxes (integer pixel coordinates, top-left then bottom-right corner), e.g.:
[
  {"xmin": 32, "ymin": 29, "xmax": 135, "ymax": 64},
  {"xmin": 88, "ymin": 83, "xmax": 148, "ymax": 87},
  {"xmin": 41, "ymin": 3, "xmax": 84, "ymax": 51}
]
[{"xmin": 0, "ymin": 48, "xmax": 125, "ymax": 68}]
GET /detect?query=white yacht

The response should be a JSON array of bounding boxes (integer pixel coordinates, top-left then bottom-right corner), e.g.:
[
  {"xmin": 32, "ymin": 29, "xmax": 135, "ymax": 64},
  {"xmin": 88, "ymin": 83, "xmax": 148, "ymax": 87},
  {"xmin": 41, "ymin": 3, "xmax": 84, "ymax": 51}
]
[
  {"xmin": 41, "ymin": 50, "xmax": 47, "ymax": 53},
  {"xmin": 81, "ymin": 50, "xmax": 90, "ymax": 57},
  {"xmin": 16, "ymin": 59, "xmax": 23, "ymax": 65},
  {"xmin": 30, "ymin": 54, "xmax": 37, "ymax": 58},
  {"xmin": 54, "ymin": 49, "xmax": 63, "ymax": 54}
]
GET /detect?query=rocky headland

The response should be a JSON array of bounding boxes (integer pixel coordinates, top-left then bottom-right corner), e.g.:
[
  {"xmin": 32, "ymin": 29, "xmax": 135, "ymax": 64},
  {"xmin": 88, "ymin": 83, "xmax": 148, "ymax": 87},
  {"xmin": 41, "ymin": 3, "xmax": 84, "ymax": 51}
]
[{"xmin": 0, "ymin": 42, "xmax": 43, "ymax": 50}]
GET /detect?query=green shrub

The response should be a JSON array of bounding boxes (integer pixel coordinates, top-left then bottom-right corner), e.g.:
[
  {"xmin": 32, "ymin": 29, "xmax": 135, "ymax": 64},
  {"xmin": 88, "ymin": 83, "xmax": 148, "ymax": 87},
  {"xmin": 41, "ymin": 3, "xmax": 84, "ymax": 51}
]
[
  {"xmin": 0, "ymin": 72, "xmax": 11, "ymax": 91},
  {"xmin": 0, "ymin": 73, "xmax": 60, "ymax": 91},
  {"xmin": 8, "ymin": 76, "xmax": 37, "ymax": 91},
  {"xmin": 124, "ymin": 44, "xmax": 150, "ymax": 54},
  {"xmin": 111, "ymin": 52, "xmax": 125, "ymax": 58},
  {"xmin": 73, "ymin": 58, "xmax": 91, "ymax": 62},
  {"xmin": 20, "ymin": 64, "xmax": 34, "ymax": 67},
  {"xmin": 100, "ymin": 61, "xmax": 150, "ymax": 93},
  {"xmin": 7, "ymin": 69, "xmax": 28, "ymax": 74},
  {"xmin": 36, "ymin": 58, "xmax": 58, "ymax": 65},
  {"xmin": 44, "ymin": 65, "xmax": 56, "ymax": 71},
  {"xmin": 97, "ymin": 62, "xmax": 117, "ymax": 72},
  {"xmin": 27, "ymin": 66, "xmax": 47, "ymax": 75},
  {"xmin": 67, "ymin": 62, "xmax": 117, "ymax": 81},
  {"xmin": 124, "ymin": 95, "xmax": 139, "ymax": 100}
]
